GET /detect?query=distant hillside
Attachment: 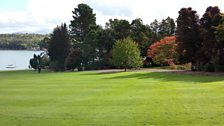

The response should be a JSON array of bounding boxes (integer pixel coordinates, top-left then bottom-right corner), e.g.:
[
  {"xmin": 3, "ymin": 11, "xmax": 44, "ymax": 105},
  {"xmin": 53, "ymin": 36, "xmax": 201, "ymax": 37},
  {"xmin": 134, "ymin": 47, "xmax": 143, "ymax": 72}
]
[{"xmin": 0, "ymin": 34, "xmax": 48, "ymax": 50}]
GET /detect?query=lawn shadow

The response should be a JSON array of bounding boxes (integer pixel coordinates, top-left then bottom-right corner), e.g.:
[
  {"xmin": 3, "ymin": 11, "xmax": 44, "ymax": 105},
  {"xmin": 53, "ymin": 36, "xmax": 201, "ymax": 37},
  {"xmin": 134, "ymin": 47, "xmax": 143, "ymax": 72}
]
[
  {"xmin": 104, "ymin": 71, "xmax": 224, "ymax": 83},
  {"xmin": 80, "ymin": 70, "xmax": 124, "ymax": 75}
]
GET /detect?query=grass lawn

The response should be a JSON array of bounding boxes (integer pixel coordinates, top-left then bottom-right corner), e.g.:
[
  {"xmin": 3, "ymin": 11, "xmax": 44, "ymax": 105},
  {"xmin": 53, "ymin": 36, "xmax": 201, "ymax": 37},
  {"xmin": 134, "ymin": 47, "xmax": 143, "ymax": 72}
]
[{"xmin": 0, "ymin": 70, "xmax": 224, "ymax": 126}]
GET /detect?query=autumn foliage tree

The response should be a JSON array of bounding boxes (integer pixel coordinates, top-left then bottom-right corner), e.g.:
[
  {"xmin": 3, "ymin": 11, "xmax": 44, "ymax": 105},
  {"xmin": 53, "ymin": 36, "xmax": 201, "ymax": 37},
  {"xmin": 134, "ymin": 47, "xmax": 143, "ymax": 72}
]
[{"xmin": 147, "ymin": 36, "xmax": 178, "ymax": 66}]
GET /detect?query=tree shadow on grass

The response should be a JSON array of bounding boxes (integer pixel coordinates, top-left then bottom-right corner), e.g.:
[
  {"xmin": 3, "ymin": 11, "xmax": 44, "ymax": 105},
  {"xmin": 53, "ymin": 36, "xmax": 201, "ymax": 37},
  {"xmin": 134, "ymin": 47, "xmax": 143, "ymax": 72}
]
[
  {"xmin": 104, "ymin": 71, "xmax": 224, "ymax": 83},
  {"xmin": 80, "ymin": 71, "xmax": 124, "ymax": 75}
]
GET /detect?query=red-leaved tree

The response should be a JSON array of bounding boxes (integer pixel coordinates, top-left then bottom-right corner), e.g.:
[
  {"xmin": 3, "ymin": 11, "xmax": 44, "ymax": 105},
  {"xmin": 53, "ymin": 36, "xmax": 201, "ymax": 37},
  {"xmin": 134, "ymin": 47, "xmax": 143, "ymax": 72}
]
[{"xmin": 147, "ymin": 36, "xmax": 178, "ymax": 65}]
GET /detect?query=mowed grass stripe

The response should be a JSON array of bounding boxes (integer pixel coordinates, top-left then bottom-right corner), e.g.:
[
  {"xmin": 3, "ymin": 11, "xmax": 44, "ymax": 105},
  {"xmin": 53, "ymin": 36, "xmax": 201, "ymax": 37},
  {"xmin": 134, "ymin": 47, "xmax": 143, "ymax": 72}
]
[{"xmin": 0, "ymin": 70, "xmax": 224, "ymax": 125}]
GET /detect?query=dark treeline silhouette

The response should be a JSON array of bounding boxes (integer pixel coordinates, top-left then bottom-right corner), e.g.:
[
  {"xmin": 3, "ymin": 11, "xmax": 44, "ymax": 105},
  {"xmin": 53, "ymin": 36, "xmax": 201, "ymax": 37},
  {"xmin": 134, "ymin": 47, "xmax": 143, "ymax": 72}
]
[{"xmin": 176, "ymin": 6, "xmax": 224, "ymax": 72}]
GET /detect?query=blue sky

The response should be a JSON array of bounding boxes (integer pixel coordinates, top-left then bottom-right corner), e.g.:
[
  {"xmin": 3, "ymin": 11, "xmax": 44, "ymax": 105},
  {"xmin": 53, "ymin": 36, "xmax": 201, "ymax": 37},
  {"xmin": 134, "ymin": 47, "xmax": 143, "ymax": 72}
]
[{"xmin": 0, "ymin": 0, "xmax": 223, "ymax": 34}]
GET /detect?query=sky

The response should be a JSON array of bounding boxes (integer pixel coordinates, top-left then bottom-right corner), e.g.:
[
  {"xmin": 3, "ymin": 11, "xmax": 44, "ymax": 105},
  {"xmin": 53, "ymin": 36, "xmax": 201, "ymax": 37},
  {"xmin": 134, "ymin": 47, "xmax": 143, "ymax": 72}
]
[{"xmin": 0, "ymin": 0, "xmax": 223, "ymax": 34}]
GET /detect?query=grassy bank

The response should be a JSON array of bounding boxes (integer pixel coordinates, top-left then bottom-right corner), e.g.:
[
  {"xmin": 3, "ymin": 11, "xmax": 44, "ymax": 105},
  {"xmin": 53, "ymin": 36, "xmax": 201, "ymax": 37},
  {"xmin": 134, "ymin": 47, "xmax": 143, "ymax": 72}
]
[{"xmin": 0, "ymin": 70, "xmax": 224, "ymax": 125}]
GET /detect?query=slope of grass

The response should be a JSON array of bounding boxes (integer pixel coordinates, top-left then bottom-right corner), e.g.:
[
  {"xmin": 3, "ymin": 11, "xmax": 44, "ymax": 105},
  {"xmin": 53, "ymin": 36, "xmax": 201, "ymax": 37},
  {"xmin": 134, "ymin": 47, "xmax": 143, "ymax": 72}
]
[{"xmin": 0, "ymin": 70, "xmax": 224, "ymax": 126}]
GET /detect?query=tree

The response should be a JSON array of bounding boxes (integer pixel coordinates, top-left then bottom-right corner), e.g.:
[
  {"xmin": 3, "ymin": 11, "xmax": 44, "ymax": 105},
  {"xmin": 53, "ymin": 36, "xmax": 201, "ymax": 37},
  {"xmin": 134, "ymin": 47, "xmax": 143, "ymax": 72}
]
[
  {"xmin": 149, "ymin": 17, "xmax": 176, "ymax": 45},
  {"xmin": 29, "ymin": 52, "xmax": 49, "ymax": 73},
  {"xmin": 38, "ymin": 37, "xmax": 49, "ymax": 50},
  {"xmin": 130, "ymin": 18, "xmax": 152, "ymax": 57},
  {"xmin": 64, "ymin": 48, "xmax": 81, "ymax": 71},
  {"xmin": 110, "ymin": 37, "xmax": 142, "ymax": 71},
  {"xmin": 30, "ymin": 54, "xmax": 40, "ymax": 70},
  {"xmin": 215, "ymin": 13, "xmax": 224, "ymax": 42},
  {"xmin": 70, "ymin": 3, "xmax": 100, "ymax": 70},
  {"xmin": 198, "ymin": 6, "xmax": 222, "ymax": 71},
  {"xmin": 147, "ymin": 36, "xmax": 178, "ymax": 66},
  {"xmin": 70, "ymin": 3, "xmax": 96, "ymax": 43},
  {"xmin": 97, "ymin": 28, "xmax": 115, "ymax": 67},
  {"xmin": 150, "ymin": 19, "xmax": 159, "ymax": 33},
  {"xmin": 106, "ymin": 19, "xmax": 131, "ymax": 40},
  {"xmin": 158, "ymin": 17, "xmax": 175, "ymax": 37},
  {"xmin": 176, "ymin": 7, "xmax": 200, "ymax": 65},
  {"xmin": 48, "ymin": 23, "xmax": 70, "ymax": 71}
]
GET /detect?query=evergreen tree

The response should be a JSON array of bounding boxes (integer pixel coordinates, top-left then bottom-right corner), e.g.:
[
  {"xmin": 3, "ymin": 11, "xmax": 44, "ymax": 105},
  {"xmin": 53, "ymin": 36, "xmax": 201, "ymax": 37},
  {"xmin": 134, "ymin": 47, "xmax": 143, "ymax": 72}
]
[
  {"xmin": 70, "ymin": 3, "xmax": 96, "ymax": 44},
  {"xmin": 48, "ymin": 23, "xmax": 70, "ymax": 71},
  {"xmin": 176, "ymin": 7, "xmax": 200, "ymax": 65},
  {"xmin": 106, "ymin": 19, "xmax": 131, "ymax": 40},
  {"xmin": 199, "ymin": 6, "xmax": 222, "ymax": 71},
  {"xmin": 70, "ymin": 3, "xmax": 99, "ymax": 70},
  {"xmin": 130, "ymin": 18, "xmax": 152, "ymax": 57},
  {"xmin": 158, "ymin": 17, "xmax": 175, "ymax": 37}
]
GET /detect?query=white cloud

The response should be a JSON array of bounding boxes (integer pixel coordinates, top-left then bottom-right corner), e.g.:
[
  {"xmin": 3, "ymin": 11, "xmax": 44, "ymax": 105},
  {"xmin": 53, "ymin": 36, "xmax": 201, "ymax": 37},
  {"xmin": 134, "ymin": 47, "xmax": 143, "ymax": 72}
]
[
  {"xmin": 0, "ymin": 0, "xmax": 83, "ymax": 33},
  {"xmin": 0, "ymin": 0, "xmax": 223, "ymax": 34}
]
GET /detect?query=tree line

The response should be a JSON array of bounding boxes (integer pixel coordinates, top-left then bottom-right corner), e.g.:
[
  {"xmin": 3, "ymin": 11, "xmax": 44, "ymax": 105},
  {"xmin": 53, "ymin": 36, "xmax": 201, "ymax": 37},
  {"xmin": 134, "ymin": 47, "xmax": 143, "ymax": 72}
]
[
  {"xmin": 31, "ymin": 4, "xmax": 224, "ymax": 72},
  {"xmin": 0, "ymin": 34, "xmax": 47, "ymax": 50},
  {"xmin": 35, "ymin": 3, "xmax": 175, "ymax": 72},
  {"xmin": 176, "ymin": 6, "xmax": 224, "ymax": 72}
]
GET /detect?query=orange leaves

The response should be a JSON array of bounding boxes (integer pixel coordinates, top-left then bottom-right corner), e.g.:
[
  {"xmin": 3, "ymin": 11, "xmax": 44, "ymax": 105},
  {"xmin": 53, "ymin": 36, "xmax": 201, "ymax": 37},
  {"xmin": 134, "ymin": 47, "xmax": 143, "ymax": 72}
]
[
  {"xmin": 147, "ymin": 36, "xmax": 178, "ymax": 66},
  {"xmin": 147, "ymin": 36, "xmax": 176, "ymax": 58}
]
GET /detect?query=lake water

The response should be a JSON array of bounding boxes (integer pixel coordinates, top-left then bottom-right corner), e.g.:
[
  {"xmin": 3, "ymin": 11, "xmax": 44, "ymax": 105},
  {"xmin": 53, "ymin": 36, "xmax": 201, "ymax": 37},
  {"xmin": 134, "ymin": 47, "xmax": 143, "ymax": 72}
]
[{"xmin": 0, "ymin": 50, "xmax": 44, "ymax": 71}]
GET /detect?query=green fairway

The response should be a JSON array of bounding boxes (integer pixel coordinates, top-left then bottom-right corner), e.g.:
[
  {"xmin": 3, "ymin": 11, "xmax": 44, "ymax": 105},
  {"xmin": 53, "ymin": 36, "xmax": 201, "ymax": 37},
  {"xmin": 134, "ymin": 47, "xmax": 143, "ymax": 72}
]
[{"xmin": 0, "ymin": 70, "xmax": 224, "ymax": 126}]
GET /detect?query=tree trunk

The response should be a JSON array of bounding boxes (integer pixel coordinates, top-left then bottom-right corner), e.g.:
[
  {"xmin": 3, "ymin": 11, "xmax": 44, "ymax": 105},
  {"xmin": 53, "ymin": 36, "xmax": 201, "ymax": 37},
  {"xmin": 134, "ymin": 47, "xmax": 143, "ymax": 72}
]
[{"xmin": 124, "ymin": 61, "xmax": 127, "ymax": 72}]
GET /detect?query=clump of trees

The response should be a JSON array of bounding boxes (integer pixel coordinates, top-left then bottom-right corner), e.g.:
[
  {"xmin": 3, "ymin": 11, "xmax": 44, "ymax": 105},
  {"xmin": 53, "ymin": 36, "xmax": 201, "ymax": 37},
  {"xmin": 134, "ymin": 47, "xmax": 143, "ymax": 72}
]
[
  {"xmin": 45, "ymin": 4, "xmax": 175, "ymax": 71},
  {"xmin": 176, "ymin": 6, "xmax": 224, "ymax": 72},
  {"xmin": 40, "ymin": 3, "xmax": 224, "ymax": 72},
  {"xmin": 110, "ymin": 37, "xmax": 142, "ymax": 71}
]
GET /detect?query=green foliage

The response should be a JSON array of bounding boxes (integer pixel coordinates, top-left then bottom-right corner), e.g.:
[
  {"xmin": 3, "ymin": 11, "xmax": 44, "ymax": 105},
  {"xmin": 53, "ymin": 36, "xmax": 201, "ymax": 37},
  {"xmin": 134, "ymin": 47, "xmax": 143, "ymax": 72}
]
[
  {"xmin": 158, "ymin": 17, "xmax": 175, "ymax": 36},
  {"xmin": 64, "ymin": 48, "xmax": 81, "ymax": 71},
  {"xmin": 110, "ymin": 37, "xmax": 142, "ymax": 71},
  {"xmin": 70, "ymin": 3, "xmax": 96, "ymax": 43},
  {"xmin": 215, "ymin": 14, "xmax": 224, "ymax": 42},
  {"xmin": 49, "ymin": 61, "xmax": 63, "ymax": 72},
  {"xmin": 149, "ymin": 17, "xmax": 176, "ymax": 43},
  {"xmin": 0, "ymin": 34, "xmax": 47, "ymax": 50},
  {"xmin": 38, "ymin": 37, "xmax": 50, "ymax": 50},
  {"xmin": 130, "ymin": 18, "xmax": 152, "ymax": 56},
  {"xmin": 29, "ymin": 52, "xmax": 49, "ymax": 70},
  {"xmin": 106, "ymin": 19, "xmax": 131, "ymax": 40},
  {"xmin": 70, "ymin": 4, "xmax": 100, "ymax": 70},
  {"xmin": 48, "ymin": 23, "xmax": 71, "ymax": 71},
  {"xmin": 29, "ymin": 54, "xmax": 40, "ymax": 70}
]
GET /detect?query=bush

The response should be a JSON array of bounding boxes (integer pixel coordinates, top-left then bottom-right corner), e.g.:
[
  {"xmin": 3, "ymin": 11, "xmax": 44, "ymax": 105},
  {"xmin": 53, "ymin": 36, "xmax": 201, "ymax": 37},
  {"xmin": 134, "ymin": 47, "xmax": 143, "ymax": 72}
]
[{"xmin": 64, "ymin": 48, "xmax": 81, "ymax": 71}]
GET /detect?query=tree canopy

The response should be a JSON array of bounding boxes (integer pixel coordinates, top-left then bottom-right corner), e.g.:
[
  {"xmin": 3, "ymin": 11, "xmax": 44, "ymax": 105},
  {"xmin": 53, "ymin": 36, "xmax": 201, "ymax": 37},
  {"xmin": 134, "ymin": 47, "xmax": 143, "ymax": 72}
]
[
  {"xmin": 48, "ymin": 23, "xmax": 71, "ymax": 71},
  {"xmin": 110, "ymin": 37, "xmax": 142, "ymax": 71}
]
